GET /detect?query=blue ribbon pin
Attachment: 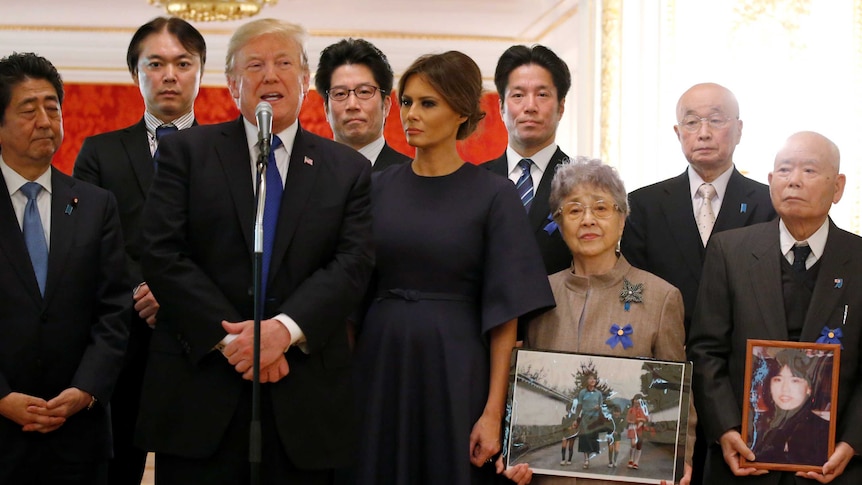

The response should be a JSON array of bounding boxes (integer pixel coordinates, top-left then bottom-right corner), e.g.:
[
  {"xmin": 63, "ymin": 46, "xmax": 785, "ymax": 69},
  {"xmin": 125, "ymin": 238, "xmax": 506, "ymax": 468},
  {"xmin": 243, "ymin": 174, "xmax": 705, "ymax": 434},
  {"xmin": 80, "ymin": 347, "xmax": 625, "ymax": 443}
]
[
  {"xmin": 815, "ymin": 326, "xmax": 843, "ymax": 348},
  {"xmin": 606, "ymin": 324, "xmax": 633, "ymax": 349},
  {"xmin": 740, "ymin": 203, "xmax": 747, "ymax": 213},
  {"xmin": 543, "ymin": 212, "xmax": 558, "ymax": 235},
  {"xmin": 835, "ymin": 278, "xmax": 844, "ymax": 289}
]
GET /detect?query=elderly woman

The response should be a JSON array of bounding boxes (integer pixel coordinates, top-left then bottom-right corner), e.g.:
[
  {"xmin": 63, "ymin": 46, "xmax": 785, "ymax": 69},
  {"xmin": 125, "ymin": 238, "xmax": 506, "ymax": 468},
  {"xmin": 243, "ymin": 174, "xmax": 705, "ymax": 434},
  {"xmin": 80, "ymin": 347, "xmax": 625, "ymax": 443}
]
[
  {"xmin": 750, "ymin": 349, "xmax": 830, "ymax": 466},
  {"xmin": 521, "ymin": 157, "xmax": 693, "ymax": 485}
]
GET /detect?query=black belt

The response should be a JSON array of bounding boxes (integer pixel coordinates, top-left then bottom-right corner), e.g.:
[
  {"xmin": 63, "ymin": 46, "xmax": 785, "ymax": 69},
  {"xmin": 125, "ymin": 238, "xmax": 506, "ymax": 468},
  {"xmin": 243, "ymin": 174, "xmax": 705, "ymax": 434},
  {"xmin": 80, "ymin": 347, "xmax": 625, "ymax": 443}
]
[{"xmin": 376, "ymin": 288, "xmax": 475, "ymax": 302}]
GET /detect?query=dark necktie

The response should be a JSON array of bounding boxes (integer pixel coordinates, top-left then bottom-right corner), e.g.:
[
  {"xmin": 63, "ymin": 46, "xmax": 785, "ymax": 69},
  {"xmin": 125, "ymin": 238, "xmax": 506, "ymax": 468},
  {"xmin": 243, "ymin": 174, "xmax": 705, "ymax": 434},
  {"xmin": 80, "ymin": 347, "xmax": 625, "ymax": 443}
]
[
  {"xmin": 262, "ymin": 135, "xmax": 284, "ymax": 296},
  {"xmin": 516, "ymin": 158, "xmax": 534, "ymax": 213},
  {"xmin": 153, "ymin": 124, "xmax": 178, "ymax": 169},
  {"xmin": 20, "ymin": 182, "xmax": 48, "ymax": 295},
  {"xmin": 792, "ymin": 245, "xmax": 812, "ymax": 273}
]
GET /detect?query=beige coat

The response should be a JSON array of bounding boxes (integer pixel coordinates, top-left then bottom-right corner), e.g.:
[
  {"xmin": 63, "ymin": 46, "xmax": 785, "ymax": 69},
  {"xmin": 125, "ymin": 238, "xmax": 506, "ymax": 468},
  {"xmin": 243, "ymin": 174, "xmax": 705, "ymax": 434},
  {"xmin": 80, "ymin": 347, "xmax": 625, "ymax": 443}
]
[{"xmin": 525, "ymin": 255, "xmax": 693, "ymax": 485}]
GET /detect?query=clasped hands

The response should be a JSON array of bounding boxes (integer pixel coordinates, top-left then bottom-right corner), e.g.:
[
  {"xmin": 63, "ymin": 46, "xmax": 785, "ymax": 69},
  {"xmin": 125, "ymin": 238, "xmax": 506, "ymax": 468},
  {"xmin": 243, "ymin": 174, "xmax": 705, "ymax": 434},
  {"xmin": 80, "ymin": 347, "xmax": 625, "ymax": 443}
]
[
  {"xmin": 0, "ymin": 388, "xmax": 92, "ymax": 433},
  {"xmin": 720, "ymin": 429, "xmax": 854, "ymax": 483},
  {"xmin": 221, "ymin": 318, "xmax": 291, "ymax": 383}
]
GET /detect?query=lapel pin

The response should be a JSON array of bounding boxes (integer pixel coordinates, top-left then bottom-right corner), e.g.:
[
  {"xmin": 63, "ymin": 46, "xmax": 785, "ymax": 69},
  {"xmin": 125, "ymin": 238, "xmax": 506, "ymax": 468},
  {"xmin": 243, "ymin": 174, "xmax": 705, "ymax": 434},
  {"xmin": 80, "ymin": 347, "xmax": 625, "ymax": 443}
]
[
  {"xmin": 65, "ymin": 197, "xmax": 78, "ymax": 215},
  {"xmin": 739, "ymin": 203, "xmax": 747, "ymax": 213},
  {"xmin": 304, "ymin": 156, "xmax": 314, "ymax": 166},
  {"xmin": 835, "ymin": 278, "xmax": 844, "ymax": 288}
]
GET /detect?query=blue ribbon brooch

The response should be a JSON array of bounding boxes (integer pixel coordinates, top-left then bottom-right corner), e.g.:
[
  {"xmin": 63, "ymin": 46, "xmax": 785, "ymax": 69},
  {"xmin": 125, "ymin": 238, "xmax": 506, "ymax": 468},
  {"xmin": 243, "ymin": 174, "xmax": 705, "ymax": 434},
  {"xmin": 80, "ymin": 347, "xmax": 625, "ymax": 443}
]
[
  {"xmin": 606, "ymin": 324, "xmax": 633, "ymax": 349},
  {"xmin": 543, "ymin": 212, "xmax": 558, "ymax": 235},
  {"xmin": 816, "ymin": 326, "xmax": 843, "ymax": 348},
  {"xmin": 619, "ymin": 278, "xmax": 644, "ymax": 311}
]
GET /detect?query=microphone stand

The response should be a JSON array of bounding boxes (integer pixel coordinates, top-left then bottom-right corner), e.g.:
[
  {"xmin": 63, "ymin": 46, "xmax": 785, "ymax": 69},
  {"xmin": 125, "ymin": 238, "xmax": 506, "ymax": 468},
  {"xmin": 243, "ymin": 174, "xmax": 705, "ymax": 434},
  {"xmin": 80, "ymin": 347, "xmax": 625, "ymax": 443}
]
[{"xmin": 250, "ymin": 135, "xmax": 270, "ymax": 485}]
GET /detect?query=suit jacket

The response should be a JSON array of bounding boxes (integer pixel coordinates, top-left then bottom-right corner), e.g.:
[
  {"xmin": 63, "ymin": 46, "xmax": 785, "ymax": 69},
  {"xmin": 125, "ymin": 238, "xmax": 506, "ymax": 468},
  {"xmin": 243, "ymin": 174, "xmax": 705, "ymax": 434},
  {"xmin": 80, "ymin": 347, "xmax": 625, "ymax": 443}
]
[
  {"xmin": 137, "ymin": 118, "xmax": 374, "ymax": 468},
  {"xmin": 0, "ymin": 168, "xmax": 130, "ymax": 464},
  {"xmin": 621, "ymin": 168, "xmax": 776, "ymax": 333},
  {"xmin": 687, "ymin": 219, "xmax": 862, "ymax": 484},
  {"xmin": 482, "ymin": 147, "xmax": 571, "ymax": 275},
  {"xmin": 373, "ymin": 142, "xmax": 410, "ymax": 172}
]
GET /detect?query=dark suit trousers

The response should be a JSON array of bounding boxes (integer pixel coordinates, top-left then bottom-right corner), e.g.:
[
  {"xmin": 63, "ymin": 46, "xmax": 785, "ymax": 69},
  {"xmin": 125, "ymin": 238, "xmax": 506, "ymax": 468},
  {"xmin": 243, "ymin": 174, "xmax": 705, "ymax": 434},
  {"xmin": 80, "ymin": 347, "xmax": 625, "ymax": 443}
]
[
  {"xmin": 108, "ymin": 317, "xmax": 151, "ymax": 485},
  {"xmin": 0, "ymin": 438, "xmax": 107, "ymax": 485},
  {"xmin": 154, "ymin": 383, "xmax": 334, "ymax": 485}
]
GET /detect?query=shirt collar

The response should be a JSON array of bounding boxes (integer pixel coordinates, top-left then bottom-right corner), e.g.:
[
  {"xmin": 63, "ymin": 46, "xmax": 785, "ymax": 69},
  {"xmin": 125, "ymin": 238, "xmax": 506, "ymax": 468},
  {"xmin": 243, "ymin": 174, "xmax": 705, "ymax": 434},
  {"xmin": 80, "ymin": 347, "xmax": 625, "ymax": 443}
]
[
  {"xmin": 688, "ymin": 164, "xmax": 734, "ymax": 201},
  {"xmin": 357, "ymin": 136, "xmax": 386, "ymax": 165},
  {"xmin": 242, "ymin": 116, "xmax": 299, "ymax": 160},
  {"xmin": 779, "ymin": 217, "xmax": 829, "ymax": 260},
  {"xmin": 144, "ymin": 110, "xmax": 195, "ymax": 136},
  {"xmin": 506, "ymin": 143, "xmax": 558, "ymax": 177},
  {"xmin": 0, "ymin": 155, "xmax": 52, "ymax": 196}
]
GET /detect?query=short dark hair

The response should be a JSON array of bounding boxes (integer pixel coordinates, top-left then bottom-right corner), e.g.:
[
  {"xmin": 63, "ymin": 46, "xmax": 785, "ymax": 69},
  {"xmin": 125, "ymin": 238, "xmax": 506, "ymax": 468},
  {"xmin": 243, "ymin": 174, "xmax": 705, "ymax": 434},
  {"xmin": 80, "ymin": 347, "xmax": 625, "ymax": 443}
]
[
  {"xmin": 314, "ymin": 38, "xmax": 394, "ymax": 108},
  {"xmin": 0, "ymin": 52, "xmax": 63, "ymax": 125},
  {"xmin": 494, "ymin": 44, "xmax": 571, "ymax": 101},
  {"xmin": 127, "ymin": 17, "xmax": 207, "ymax": 77},
  {"xmin": 398, "ymin": 51, "xmax": 485, "ymax": 141}
]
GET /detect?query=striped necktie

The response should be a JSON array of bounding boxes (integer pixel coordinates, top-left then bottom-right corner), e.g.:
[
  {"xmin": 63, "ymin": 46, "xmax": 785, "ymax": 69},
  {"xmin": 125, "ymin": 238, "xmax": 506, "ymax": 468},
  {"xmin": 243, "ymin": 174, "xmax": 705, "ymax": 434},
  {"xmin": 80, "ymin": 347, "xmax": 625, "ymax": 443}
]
[{"xmin": 516, "ymin": 158, "xmax": 534, "ymax": 212}]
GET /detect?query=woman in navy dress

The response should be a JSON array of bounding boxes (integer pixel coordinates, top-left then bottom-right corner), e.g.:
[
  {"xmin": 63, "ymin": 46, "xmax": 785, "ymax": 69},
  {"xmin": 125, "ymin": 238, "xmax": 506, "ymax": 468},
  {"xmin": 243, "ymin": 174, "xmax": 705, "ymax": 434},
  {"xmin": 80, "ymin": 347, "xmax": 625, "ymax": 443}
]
[{"xmin": 354, "ymin": 51, "xmax": 554, "ymax": 485}]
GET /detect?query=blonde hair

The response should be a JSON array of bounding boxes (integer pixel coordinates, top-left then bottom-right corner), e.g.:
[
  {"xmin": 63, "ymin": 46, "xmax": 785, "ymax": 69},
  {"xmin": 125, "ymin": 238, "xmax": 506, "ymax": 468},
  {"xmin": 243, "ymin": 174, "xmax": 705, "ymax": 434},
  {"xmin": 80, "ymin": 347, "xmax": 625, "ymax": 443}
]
[{"xmin": 225, "ymin": 18, "xmax": 308, "ymax": 74}]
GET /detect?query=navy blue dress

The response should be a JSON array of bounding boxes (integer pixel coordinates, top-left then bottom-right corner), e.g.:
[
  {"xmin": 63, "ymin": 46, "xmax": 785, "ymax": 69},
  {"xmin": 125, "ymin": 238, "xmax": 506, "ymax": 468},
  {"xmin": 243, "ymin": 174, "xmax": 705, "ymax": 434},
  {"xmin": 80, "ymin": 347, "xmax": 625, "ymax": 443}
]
[{"xmin": 354, "ymin": 162, "xmax": 554, "ymax": 485}]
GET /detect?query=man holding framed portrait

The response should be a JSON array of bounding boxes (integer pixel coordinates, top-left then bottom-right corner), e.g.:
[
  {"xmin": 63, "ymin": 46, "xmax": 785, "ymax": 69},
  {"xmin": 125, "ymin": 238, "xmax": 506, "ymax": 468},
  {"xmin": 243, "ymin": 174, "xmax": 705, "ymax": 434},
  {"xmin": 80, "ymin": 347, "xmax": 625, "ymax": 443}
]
[{"xmin": 688, "ymin": 131, "xmax": 862, "ymax": 484}]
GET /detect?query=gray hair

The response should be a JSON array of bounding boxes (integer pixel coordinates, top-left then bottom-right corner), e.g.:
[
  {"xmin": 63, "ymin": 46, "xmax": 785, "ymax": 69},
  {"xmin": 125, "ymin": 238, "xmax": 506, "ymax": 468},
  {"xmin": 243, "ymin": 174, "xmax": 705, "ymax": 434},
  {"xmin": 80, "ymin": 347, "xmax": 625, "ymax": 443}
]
[
  {"xmin": 225, "ymin": 18, "xmax": 308, "ymax": 74},
  {"xmin": 549, "ymin": 157, "xmax": 629, "ymax": 219}
]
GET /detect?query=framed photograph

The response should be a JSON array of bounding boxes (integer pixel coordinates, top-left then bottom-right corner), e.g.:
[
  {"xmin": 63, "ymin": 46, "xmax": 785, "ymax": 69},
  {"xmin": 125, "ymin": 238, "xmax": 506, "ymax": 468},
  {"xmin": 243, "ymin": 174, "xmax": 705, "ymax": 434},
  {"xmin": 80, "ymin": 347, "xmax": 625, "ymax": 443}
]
[
  {"xmin": 503, "ymin": 348, "xmax": 692, "ymax": 484},
  {"xmin": 741, "ymin": 340, "xmax": 840, "ymax": 472}
]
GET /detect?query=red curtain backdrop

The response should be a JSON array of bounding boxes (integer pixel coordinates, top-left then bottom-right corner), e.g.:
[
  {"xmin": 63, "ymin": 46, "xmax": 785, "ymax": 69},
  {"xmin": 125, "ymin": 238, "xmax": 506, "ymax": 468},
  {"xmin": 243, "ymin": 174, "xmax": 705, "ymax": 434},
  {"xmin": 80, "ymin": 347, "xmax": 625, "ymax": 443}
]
[{"xmin": 54, "ymin": 84, "xmax": 508, "ymax": 174}]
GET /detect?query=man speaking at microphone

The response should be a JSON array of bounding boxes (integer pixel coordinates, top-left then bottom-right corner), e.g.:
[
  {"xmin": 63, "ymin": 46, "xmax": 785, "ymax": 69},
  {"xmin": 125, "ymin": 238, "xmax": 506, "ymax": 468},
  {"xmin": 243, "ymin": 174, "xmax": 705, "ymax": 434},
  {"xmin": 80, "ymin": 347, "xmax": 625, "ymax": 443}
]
[{"xmin": 136, "ymin": 18, "xmax": 374, "ymax": 484}]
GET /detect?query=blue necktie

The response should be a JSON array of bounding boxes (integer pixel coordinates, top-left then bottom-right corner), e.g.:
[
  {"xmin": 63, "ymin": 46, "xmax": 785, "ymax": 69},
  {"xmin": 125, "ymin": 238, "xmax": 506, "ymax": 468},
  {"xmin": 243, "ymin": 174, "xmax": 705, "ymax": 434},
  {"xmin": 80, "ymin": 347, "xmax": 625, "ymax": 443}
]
[
  {"xmin": 153, "ymin": 124, "xmax": 178, "ymax": 169},
  {"xmin": 516, "ymin": 158, "xmax": 534, "ymax": 212},
  {"xmin": 262, "ymin": 135, "xmax": 284, "ymax": 297},
  {"xmin": 20, "ymin": 182, "xmax": 48, "ymax": 296}
]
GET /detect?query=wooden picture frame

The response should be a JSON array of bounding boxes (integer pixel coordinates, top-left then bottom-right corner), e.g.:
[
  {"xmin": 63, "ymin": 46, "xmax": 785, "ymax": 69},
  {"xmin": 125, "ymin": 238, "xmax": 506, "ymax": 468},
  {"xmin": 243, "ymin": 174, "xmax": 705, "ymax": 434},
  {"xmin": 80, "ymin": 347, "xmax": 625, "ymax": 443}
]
[
  {"xmin": 503, "ymin": 348, "xmax": 691, "ymax": 484},
  {"xmin": 741, "ymin": 340, "xmax": 840, "ymax": 472}
]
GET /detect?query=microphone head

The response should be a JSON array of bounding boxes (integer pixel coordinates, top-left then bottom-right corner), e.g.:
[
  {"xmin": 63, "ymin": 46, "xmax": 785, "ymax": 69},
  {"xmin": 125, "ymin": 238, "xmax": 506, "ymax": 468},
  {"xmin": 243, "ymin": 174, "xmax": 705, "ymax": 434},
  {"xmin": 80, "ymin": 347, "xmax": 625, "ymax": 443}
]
[{"xmin": 255, "ymin": 101, "xmax": 273, "ymax": 118}]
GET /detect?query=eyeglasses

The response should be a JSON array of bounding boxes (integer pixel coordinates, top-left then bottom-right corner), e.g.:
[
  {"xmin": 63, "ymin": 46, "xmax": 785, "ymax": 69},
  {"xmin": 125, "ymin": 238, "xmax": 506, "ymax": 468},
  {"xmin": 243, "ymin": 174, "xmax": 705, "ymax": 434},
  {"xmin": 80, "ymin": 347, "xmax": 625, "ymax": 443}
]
[
  {"xmin": 556, "ymin": 200, "xmax": 621, "ymax": 221},
  {"xmin": 677, "ymin": 115, "xmax": 736, "ymax": 132},
  {"xmin": 326, "ymin": 84, "xmax": 384, "ymax": 102}
]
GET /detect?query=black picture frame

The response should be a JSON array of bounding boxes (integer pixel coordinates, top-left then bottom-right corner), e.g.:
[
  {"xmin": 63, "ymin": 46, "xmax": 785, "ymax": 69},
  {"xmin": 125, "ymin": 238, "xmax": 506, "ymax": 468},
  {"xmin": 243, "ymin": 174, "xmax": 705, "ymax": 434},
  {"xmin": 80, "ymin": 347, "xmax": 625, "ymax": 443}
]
[{"xmin": 503, "ymin": 348, "xmax": 691, "ymax": 484}]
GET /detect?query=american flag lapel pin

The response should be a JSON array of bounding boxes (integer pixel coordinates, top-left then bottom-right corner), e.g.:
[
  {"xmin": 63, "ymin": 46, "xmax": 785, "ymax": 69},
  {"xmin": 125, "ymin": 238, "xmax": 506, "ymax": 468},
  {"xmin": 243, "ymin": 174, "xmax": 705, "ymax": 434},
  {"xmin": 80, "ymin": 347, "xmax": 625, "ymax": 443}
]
[{"xmin": 304, "ymin": 156, "xmax": 313, "ymax": 166}]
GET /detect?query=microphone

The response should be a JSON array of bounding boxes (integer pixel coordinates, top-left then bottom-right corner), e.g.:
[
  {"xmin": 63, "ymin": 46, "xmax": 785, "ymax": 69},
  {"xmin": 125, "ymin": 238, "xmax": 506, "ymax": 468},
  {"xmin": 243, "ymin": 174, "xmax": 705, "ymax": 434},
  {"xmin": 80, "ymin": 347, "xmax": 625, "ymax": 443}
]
[{"xmin": 255, "ymin": 101, "xmax": 273, "ymax": 162}]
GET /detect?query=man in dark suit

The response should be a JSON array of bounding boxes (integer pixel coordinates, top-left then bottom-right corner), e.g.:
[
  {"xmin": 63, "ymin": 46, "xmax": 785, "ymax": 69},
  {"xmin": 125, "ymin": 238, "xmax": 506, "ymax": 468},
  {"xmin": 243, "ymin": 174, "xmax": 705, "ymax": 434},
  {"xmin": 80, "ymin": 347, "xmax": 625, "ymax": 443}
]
[
  {"xmin": 621, "ymin": 83, "xmax": 776, "ymax": 334},
  {"xmin": 620, "ymin": 83, "xmax": 776, "ymax": 485},
  {"xmin": 688, "ymin": 131, "xmax": 862, "ymax": 484},
  {"xmin": 482, "ymin": 44, "xmax": 572, "ymax": 275},
  {"xmin": 0, "ymin": 52, "xmax": 130, "ymax": 484},
  {"xmin": 137, "ymin": 19, "xmax": 374, "ymax": 484},
  {"xmin": 72, "ymin": 17, "xmax": 206, "ymax": 484},
  {"xmin": 314, "ymin": 38, "xmax": 410, "ymax": 171}
]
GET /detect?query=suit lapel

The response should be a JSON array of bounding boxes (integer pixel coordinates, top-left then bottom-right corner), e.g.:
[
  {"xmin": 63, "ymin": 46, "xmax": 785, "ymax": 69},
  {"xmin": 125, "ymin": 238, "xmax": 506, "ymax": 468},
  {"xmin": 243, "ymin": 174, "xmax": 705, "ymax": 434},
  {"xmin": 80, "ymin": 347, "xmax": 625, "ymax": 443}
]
[
  {"xmin": 801, "ymin": 220, "xmax": 848, "ymax": 341},
  {"xmin": 269, "ymin": 128, "xmax": 320, "ymax": 280},
  {"xmin": 124, "ymin": 119, "xmax": 155, "ymax": 195},
  {"xmin": 714, "ymin": 169, "xmax": 760, "ymax": 233},
  {"xmin": 748, "ymin": 220, "xmax": 788, "ymax": 339},
  {"xmin": 661, "ymin": 171, "xmax": 705, "ymax": 277},
  {"xmin": 217, "ymin": 118, "xmax": 256, "ymax": 253},
  {"xmin": 530, "ymin": 148, "xmax": 565, "ymax": 232},
  {"xmin": 484, "ymin": 154, "xmax": 507, "ymax": 177},
  {"xmin": 0, "ymin": 169, "xmax": 42, "ymax": 304},
  {"xmin": 43, "ymin": 169, "xmax": 76, "ymax": 305}
]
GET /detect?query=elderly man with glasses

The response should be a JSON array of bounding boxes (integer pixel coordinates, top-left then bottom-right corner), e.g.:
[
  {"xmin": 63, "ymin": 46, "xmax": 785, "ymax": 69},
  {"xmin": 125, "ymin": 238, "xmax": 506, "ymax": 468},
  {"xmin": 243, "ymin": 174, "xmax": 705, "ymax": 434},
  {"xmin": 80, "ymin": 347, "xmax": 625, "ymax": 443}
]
[
  {"xmin": 315, "ymin": 38, "xmax": 410, "ymax": 171},
  {"xmin": 619, "ymin": 82, "xmax": 777, "ymax": 485}
]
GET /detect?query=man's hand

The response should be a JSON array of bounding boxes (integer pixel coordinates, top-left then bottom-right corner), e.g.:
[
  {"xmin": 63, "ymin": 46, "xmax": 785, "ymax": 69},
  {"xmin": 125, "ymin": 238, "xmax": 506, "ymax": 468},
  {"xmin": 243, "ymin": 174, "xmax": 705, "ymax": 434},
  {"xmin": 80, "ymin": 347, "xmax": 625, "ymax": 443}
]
[
  {"xmin": 719, "ymin": 430, "xmax": 768, "ymax": 477},
  {"xmin": 221, "ymin": 319, "xmax": 291, "ymax": 381},
  {"xmin": 0, "ymin": 392, "xmax": 62, "ymax": 431},
  {"xmin": 133, "ymin": 282, "xmax": 159, "ymax": 327},
  {"xmin": 798, "ymin": 441, "xmax": 855, "ymax": 483}
]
